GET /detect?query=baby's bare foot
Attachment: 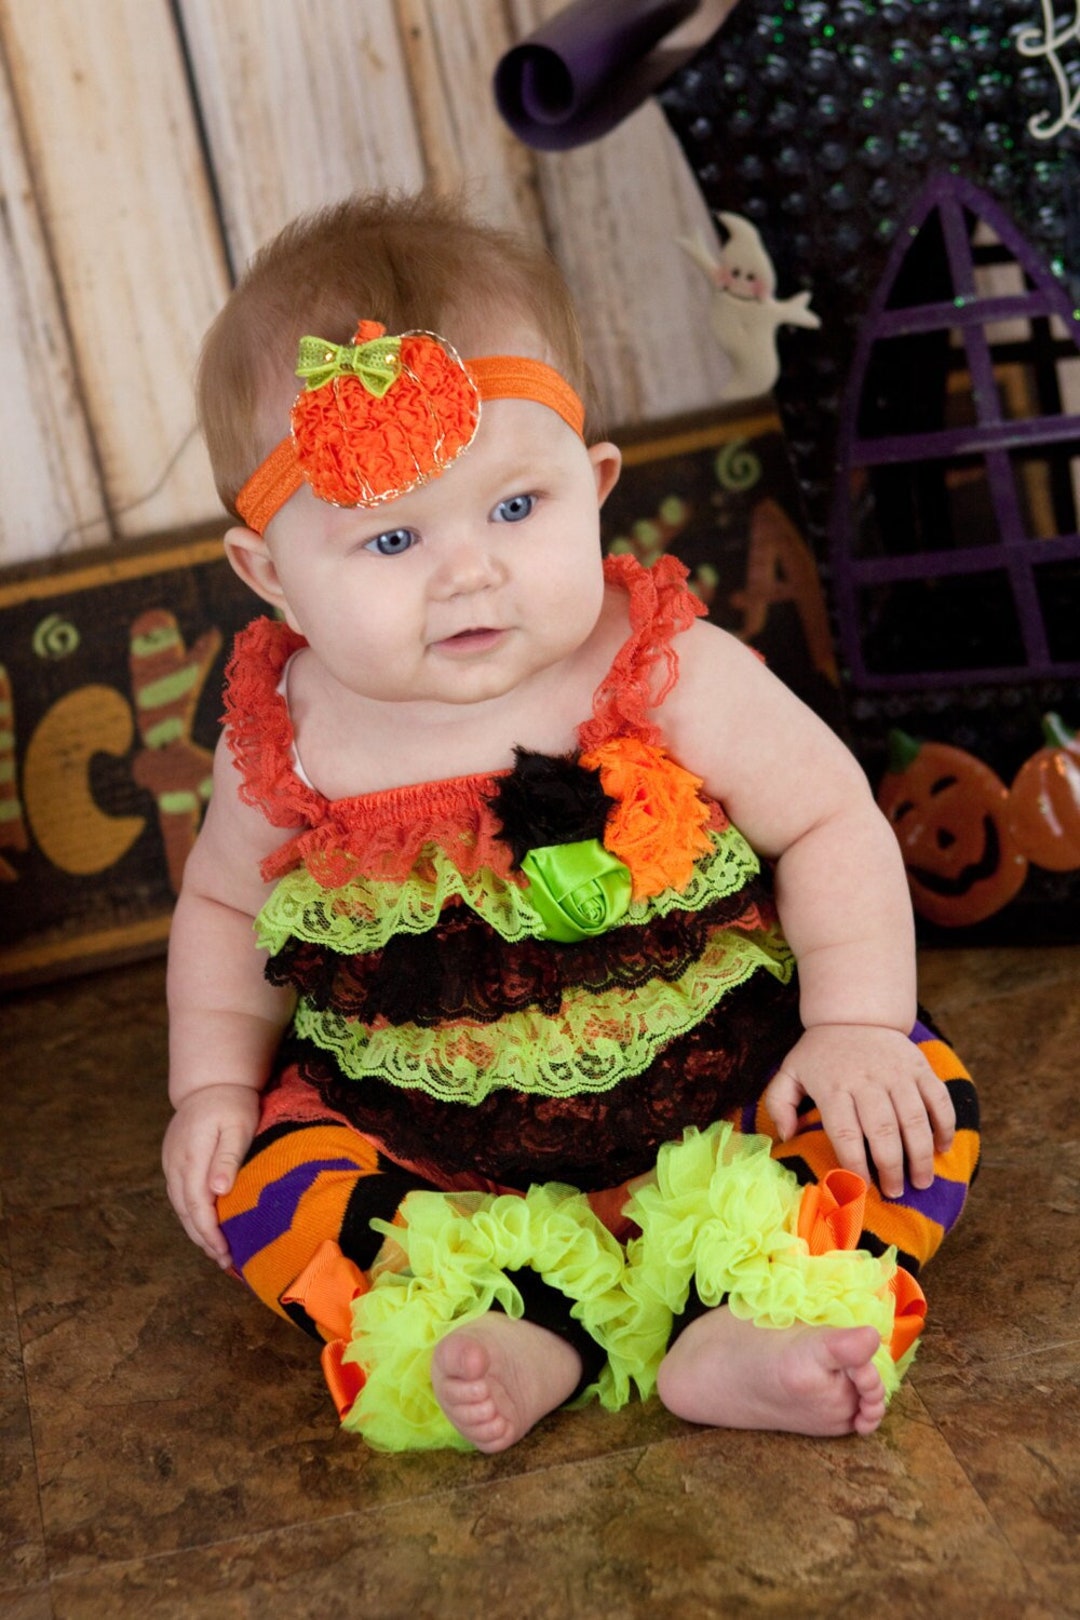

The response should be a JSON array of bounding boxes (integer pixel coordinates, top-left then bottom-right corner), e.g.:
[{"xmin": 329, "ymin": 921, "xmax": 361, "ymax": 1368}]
[
  {"xmin": 657, "ymin": 1308, "xmax": 887, "ymax": 1437},
  {"xmin": 431, "ymin": 1313, "xmax": 583, "ymax": 1453}
]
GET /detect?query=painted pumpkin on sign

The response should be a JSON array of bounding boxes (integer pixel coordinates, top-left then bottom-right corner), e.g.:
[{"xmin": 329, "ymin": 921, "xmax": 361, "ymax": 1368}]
[
  {"xmin": 1008, "ymin": 713, "xmax": 1080, "ymax": 872},
  {"xmin": 876, "ymin": 731, "xmax": 1028, "ymax": 928}
]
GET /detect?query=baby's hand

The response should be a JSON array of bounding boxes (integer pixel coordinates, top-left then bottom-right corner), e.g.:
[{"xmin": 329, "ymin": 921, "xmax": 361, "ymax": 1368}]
[
  {"xmin": 762, "ymin": 1025, "xmax": 955, "ymax": 1200},
  {"xmin": 162, "ymin": 1084, "xmax": 260, "ymax": 1268}
]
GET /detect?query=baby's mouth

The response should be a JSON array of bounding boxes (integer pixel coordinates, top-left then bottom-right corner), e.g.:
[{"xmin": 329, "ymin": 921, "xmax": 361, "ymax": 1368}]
[{"xmin": 437, "ymin": 626, "xmax": 505, "ymax": 651}]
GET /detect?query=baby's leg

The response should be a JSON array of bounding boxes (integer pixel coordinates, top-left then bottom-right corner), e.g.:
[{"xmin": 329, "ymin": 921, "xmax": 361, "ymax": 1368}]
[
  {"xmin": 216, "ymin": 1098, "xmax": 440, "ymax": 1324},
  {"xmin": 657, "ymin": 1309, "xmax": 886, "ymax": 1437},
  {"xmin": 432, "ymin": 1313, "xmax": 584, "ymax": 1453}
]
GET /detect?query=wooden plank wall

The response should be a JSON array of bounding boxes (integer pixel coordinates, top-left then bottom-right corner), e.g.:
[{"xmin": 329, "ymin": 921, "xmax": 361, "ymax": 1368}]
[{"xmin": 0, "ymin": 0, "xmax": 730, "ymax": 571}]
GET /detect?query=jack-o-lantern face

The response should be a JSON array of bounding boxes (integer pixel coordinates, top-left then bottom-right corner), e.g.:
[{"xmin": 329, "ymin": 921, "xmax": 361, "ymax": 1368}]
[{"xmin": 877, "ymin": 731, "xmax": 1028, "ymax": 927}]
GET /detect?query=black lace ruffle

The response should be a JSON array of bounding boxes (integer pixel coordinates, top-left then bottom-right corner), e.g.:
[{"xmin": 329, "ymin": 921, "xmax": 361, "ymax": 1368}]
[
  {"xmin": 265, "ymin": 879, "xmax": 776, "ymax": 1026},
  {"xmin": 274, "ymin": 964, "xmax": 803, "ymax": 1191}
]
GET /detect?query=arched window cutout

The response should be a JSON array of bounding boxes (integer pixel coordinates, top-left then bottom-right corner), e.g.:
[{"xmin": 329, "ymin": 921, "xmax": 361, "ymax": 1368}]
[{"xmin": 830, "ymin": 174, "xmax": 1080, "ymax": 690}]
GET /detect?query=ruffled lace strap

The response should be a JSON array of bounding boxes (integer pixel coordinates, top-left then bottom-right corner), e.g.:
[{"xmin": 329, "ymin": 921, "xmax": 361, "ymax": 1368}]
[
  {"xmin": 222, "ymin": 617, "xmax": 323, "ymax": 829},
  {"xmin": 579, "ymin": 554, "xmax": 706, "ymax": 752}
]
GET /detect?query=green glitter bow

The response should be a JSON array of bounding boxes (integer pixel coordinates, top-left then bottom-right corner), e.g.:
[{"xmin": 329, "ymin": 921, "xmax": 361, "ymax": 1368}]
[{"xmin": 294, "ymin": 334, "xmax": 402, "ymax": 395}]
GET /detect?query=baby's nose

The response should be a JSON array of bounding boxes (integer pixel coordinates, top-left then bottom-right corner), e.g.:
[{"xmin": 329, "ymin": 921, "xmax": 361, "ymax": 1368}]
[{"xmin": 435, "ymin": 534, "xmax": 504, "ymax": 595}]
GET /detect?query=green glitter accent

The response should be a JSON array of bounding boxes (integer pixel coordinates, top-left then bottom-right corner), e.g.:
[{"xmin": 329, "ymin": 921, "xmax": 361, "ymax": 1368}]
[
  {"xmin": 160, "ymin": 791, "xmax": 199, "ymax": 815},
  {"xmin": 145, "ymin": 717, "xmax": 185, "ymax": 748},
  {"xmin": 132, "ymin": 625, "xmax": 180, "ymax": 657},
  {"xmin": 136, "ymin": 666, "xmax": 201, "ymax": 709}
]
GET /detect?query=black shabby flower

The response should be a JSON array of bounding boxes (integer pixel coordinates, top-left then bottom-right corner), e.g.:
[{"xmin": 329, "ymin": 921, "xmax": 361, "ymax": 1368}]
[{"xmin": 486, "ymin": 747, "xmax": 615, "ymax": 868}]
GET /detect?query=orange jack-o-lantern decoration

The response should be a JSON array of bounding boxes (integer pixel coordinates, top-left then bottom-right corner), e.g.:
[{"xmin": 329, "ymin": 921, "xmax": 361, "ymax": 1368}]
[
  {"xmin": 1008, "ymin": 713, "xmax": 1080, "ymax": 872},
  {"xmin": 876, "ymin": 731, "xmax": 1028, "ymax": 928}
]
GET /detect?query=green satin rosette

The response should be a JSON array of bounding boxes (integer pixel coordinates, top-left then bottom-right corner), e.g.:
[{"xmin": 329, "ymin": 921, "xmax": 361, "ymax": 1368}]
[{"xmin": 520, "ymin": 838, "xmax": 633, "ymax": 942}]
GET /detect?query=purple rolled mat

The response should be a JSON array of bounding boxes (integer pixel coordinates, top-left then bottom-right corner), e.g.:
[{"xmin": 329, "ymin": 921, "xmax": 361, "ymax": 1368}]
[{"xmin": 494, "ymin": 0, "xmax": 704, "ymax": 150}]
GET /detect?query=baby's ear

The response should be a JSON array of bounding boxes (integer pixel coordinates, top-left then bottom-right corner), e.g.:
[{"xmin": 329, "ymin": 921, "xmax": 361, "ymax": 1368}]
[
  {"xmin": 588, "ymin": 441, "xmax": 622, "ymax": 507},
  {"xmin": 224, "ymin": 526, "xmax": 290, "ymax": 613}
]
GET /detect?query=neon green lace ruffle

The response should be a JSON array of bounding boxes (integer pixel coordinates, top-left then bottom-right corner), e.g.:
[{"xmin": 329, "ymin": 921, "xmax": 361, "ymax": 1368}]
[
  {"xmin": 606, "ymin": 1120, "xmax": 908, "ymax": 1408},
  {"xmin": 255, "ymin": 826, "xmax": 762, "ymax": 957},
  {"xmin": 291, "ymin": 926, "xmax": 793, "ymax": 1103},
  {"xmin": 338, "ymin": 1183, "xmax": 630, "ymax": 1452}
]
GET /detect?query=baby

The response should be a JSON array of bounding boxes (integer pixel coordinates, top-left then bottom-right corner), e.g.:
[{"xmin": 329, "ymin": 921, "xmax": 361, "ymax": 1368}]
[{"xmin": 163, "ymin": 191, "xmax": 979, "ymax": 1454}]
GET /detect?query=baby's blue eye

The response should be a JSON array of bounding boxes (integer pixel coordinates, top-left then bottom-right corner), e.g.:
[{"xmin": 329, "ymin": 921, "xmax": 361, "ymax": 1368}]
[
  {"xmin": 492, "ymin": 493, "xmax": 535, "ymax": 524},
  {"xmin": 365, "ymin": 527, "xmax": 417, "ymax": 556}
]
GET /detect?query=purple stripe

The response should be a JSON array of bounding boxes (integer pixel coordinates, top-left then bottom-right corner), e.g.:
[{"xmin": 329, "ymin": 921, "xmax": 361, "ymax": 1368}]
[
  {"xmin": 887, "ymin": 1173, "xmax": 968, "ymax": 1233},
  {"xmin": 221, "ymin": 1158, "xmax": 360, "ymax": 1271}
]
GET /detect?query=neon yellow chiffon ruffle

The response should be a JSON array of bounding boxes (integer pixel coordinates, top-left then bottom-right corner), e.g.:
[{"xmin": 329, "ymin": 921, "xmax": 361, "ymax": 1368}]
[
  {"xmin": 336, "ymin": 1121, "xmax": 912, "ymax": 1452},
  {"xmin": 611, "ymin": 1121, "xmax": 909, "ymax": 1407},
  {"xmin": 338, "ymin": 1183, "xmax": 629, "ymax": 1452}
]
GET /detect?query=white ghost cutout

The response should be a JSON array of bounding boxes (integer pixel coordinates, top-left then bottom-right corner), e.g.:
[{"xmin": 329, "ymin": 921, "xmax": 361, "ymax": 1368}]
[{"xmin": 679, "ymin": 212, "xmax": 821, "ymax": 401}]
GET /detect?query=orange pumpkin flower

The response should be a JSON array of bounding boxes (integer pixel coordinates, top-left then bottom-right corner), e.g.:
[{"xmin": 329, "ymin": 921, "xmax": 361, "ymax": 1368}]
[{"xmin": 290, "ymin": 322, "xmax": 480, "ymax": 507}]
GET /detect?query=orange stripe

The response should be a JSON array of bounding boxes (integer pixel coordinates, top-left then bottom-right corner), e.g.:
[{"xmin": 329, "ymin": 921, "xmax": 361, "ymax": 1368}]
[
  {"xmin": 218, "ymin": 1124, "xmax": 381, "ymax": 1221},
  {"xmin": 235, "ymin": 437, "xmax": 303, "ymax": 534},
  {"xmin": 466, "ymin": 355, "xmax": 586, "ymax": 438},
  {"xmin": 917, "ymin": 1037, "xmax": 972, "ymax": 1082},
  {"xmin": 241, "ymin": 1168, "xmax": 363, "ymax": 1321}
]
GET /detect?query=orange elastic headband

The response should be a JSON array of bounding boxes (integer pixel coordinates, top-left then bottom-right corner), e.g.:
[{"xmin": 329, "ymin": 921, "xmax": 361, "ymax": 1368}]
[{"xmin": 235, "ymin": 322, "xmax": 586, "ymax": 535}]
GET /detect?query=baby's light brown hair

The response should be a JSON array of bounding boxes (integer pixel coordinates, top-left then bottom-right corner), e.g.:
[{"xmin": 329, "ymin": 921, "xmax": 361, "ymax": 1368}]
[{"xmin": 197, "ymin": 190, "xmax": 594, "ymax": 520}]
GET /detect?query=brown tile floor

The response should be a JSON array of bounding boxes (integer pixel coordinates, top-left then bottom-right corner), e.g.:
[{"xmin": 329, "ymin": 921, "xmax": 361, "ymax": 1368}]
[{"xmin": 1, "ymin": 945, "xmax": 1078, "ymax": 1619}]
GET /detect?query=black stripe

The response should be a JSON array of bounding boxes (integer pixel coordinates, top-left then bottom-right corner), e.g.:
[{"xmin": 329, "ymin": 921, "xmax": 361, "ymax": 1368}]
[
  {"xmin": 242, "ymin": 1116, "xmax": 344, "ymax": 1166},
  {"xmin": 946, "ymin": 1077, "xmax": 980, "ymax": 1134},
  {"xmin": 337, "ymin": 1167, "xmax": 441, "ymax": 1270}
]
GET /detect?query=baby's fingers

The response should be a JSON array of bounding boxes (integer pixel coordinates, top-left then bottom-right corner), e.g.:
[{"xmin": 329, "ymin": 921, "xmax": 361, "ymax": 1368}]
[
  {"xmin": 819, "ymin": 1093, "xmax": 874, "ymax": 1186},
  {"xmin": 167, "ymin": 1156, "xmax": 231, "ymax": 1267},
  {"xmin": 182, "ymin": 1181, "xmax": 232, "ymax": 1266},
  {"xmin": 208, "ymin": 1122, "xmax": 249, "ymax": 1198},
  {"xmin": 893, "ymin": 1097, "xmax": 937, "ymax": 1193},
  {"xmin": 922, "ymin": 1072, "xmax": 957, "ymax": 1153},
  {"xmin": 761, "ymin": 1065, "xmax": 805, "ymax": 1143}
]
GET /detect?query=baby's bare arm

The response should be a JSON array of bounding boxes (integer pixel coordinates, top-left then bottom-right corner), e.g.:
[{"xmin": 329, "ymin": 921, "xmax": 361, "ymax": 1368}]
[
  {"xmin": 164, "ymin": 736, "xmax": 298, "ymax": 1260},
  {"xmin": 661, "ymin": 624, "xmax": 953, "ymax": 1188}
]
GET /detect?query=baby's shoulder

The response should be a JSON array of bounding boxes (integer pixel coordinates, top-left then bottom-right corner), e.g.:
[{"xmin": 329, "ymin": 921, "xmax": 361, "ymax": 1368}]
[{"xmin": 666, "ymin": 616, "xmax": 766, "ymax": 706}]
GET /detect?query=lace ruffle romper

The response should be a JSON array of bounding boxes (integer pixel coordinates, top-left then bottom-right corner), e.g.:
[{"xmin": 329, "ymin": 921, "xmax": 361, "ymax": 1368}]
[{"xmin": 216, "ymin": 555, "xmax": 980, "ymax": 1451}]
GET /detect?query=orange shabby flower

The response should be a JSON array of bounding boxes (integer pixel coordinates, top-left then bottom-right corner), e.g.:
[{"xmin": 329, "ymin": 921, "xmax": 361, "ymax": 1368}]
[
  {"xmin": 581, "ymin": 736, "xmax": 713, "ymax": 899},
  {"xmin": 290, "ymin": 323, "xmax": 480, "ymax": 506}
]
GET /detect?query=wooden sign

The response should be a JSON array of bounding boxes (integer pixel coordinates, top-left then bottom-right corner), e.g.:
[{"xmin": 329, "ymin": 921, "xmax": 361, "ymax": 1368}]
[{"xmin": 0, "ymin": 531, "xmax": 257, "ymax": 988}]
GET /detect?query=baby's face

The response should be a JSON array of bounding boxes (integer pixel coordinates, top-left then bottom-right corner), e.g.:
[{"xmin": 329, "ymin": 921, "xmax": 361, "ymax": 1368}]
[{"xmin": 258, "ymin": 389, "xmax": 620, "ymax": 716}]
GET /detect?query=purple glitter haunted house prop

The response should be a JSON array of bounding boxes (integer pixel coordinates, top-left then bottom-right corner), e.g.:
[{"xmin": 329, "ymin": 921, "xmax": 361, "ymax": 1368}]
[{"xmin": 497, "ymin": 0, "xmax": 1080, "ymax": 940}]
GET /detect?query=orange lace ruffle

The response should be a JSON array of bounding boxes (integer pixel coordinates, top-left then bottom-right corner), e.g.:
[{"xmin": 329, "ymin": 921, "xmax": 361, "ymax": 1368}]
[
  {"xmin": 222, "ymin": 616, "xmax": 321, "ymax": 831},
  {"xmin": 224, "ymin": 555, "xmax": 708, "ymax": 886},
  {"xmin": 578, "ymin": 553, "xmax": 707, "ymax": 751},
  {"xmin": 582, "ymin": 736, "xmax": 715, "ymax": 900},
  {"xmin": 262, "ymin": 780, "xmax": 520, "ymax": 888}
]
